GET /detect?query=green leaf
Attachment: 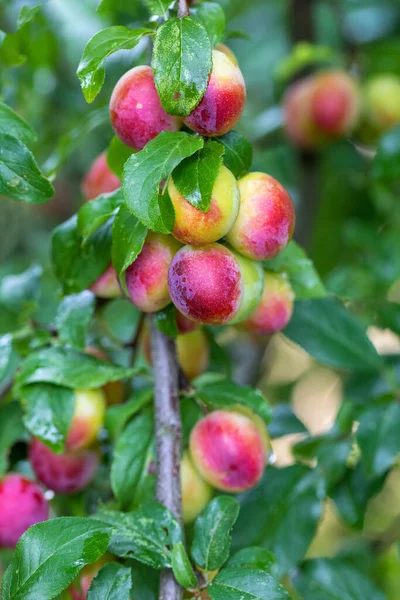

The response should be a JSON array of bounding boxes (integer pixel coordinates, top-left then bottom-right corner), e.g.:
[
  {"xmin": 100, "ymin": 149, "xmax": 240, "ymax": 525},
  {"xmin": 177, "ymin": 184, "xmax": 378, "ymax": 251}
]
[
  {"xmin": 77, "ymin": 27, "xmax": 153, "ymax": 103},
  {"xmin": 293, "ymin": 433, "xmax": 352, "ymax": 488},
  {"xmin": 78, "ymin": 190, "xmax": 122, "ymax": 242},
  {"xmin": 2, "ymin": 517, "xmax": 111, "ymax": 600},
  {"xmin": 97, "ymin": 502, "xmax": 183, "ymax": 568},
  {"xmin": 192, "ymin": 2, "xmax": 226, "ymax": 46},
  {"xmin": 111, "ymin": 410, "xmax": 154, "ymax": 508},
  {"xmin": 0, "ymin": 134, "xmax": 54, "ymax": 203},
  {"xmin": 17, "ymin": 5, "xmax": 41, "ymax": 29},
  {"xmin": 87, "ymin": 563, "xmax": 132, "ymax": 600},
  {"xmin": 0, "ymin": 264, "xmax": 42, "ymax": 315},
  {"xmin": 143, "ymin": 0, "xmax": 170, "ymax": 18},
  {"xmin": 293, "ymin": 558, "xmax": 386, "ymax": 600},
  {"xmin": 100, "ymin": 298, "xmax": 142, "ymax": 344},
  {"xmin": 232, "ymin": 466, "xmax": 325, "ymax": 576},
  {"xmin": 152, "ymin": 17, "xmax": 212, "ymax": 116},
  {"xmin": 356, "ymin": 399, "xmax": 400, "ymax": 477},
  {"xmin": 52, "ymin": 215, "xmax": 112, "ymax": 295},
  {"xmin": 0, "ymin": 402, "xmax": 26, "ymax": 476},
  {"xmin": 111, "ymin": 204, "xmax": 148, "ymax": 294},
  {"xmin": 154, "ymin": 304, "xmax": 178, "ymax": 338},
  {"xmin": 196, "ymin": 379, "xmax": 271, "ymax": 423},
  {"xmin": 284, "ymin": 298, "xmax": 382, "ymax": 371},
  {"xmin": 0, "ymin": 334, "xmax": 16, "ymax": 384},
  {"xmin": 130, "ymin": 563, "xmax": 159, "ymax": 599},
  {"xmin": 269, "ymin": 404, "xmax": 308, "ymax": 439},
  {"xmin": 208, "ymin": 567, "xmax": 290, "ymax": 600},
  {"xmin": 56, "ymin": 291, "xmax": 95, "ymax": 350},
  {"xmin": 107, "ymin": 136, "xmax": 135, "ymax": 179},
  {"xmin": 21, "ymin": 383, "xmax": 75, "ymax": 453},
  {"xmin": 217, "ymin": 131, "xmax": 253, "ymax": 179},
  {"xmin": 122, "ymin": 131, "xmax": 204, "ymax": 232},
  {"xmin": 16, "ymin": 347, "xmax": 137, "ymax": 390},
  {"xmin": 372, "ymin": 124, "xmax": 400, "ymax": 186},
  {"xmin": 106, "ymin": 388, "xmax": 153, "ymax": 439},
  {"xmin": 265, "ymin": 241, "xmax": 326, "ymax": 300},
  {"xmin": 172, "ymin": 141, "xmax": 225, "ymax": 212},
  {"xmin": 226, "ymin": 547, "xmax": 276, "ymax": 573},
  {"xmin": 191, "ymin": 496, "xmax": 240, "ymax": 572},
  {"xmin": 0, "ymin": 103, "xmax": 36, "ymax": 144},
  {"xmin": 172, "ymin": 542, "xmax": 198, "ymax": 589}
]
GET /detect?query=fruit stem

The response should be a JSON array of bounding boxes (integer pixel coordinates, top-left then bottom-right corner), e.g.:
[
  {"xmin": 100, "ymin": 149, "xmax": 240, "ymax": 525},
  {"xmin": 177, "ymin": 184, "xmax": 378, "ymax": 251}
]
[
  {"xmin": 150, "ymin": 316, "xmax": 183, "ymax": 600},
  {"xmin": 178, "ymin": 0, "xmax": 190, "ymax": 18}
]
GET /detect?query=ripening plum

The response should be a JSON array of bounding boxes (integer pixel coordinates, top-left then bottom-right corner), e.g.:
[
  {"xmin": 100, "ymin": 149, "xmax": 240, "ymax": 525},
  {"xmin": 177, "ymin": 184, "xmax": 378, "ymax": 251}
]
[
  {"xmin": 227, "ymin": 172, "xmax": 295, "ymax": 261},
  {"xmin": 81, "ymin": 152, "xmax": 120, "ymax": 201},
  {"xmin": 90, "ymin": 264, "xmax": 122, "ymax": 299},
  {"xmin": 183, "ymin": 49, "xmax": 246, "ymax": 137},
  {"xmin": 66, "ymin": 388, "xmax": 106, "ymax": 452},
  {"xmin": 168, "ymin": 243, "xmax": 264, "ymax": 326},
  {"xmin": 284, "ymin": 70, "xmax": 360, "ymax": 148},
  {"xmin": 0, "ymin": 474, "xmax": 49, "ymax": 548},
  {"xmin": 363, "ymin": 75, "xmax": 400, "ymax": 136},
  {"xmin": 175, "ymin": 309, "xmax": 199, "ymax": 334},
  {"xmin": 168, "ymin": 164, "xmax": 240, "ymax": 246},
  {"xmin": 29, "ymin": 439, "xmax": 99, "ymax": 495},
  {"xmin": 110, "ymin": 66, "xmax": 181, "ymax": 150},
  {"xmin": 181, "ymin": 452, "xmax": 212, "ymax": 524},
  {"xmin": 241, "ymin": 271, "xmax": 294, "ymax": 335},
  {"xmin": 215, "ymin": 43, "xmax": 238, "ymax": 66},
  {"xmin": 125, "ymin": 232, "xmax": 182, "ymax": 312},
  {"xmin": 189, "ymin": 410, "xmax": 267, "ymax": 492},
  {"xmin": 85, "ymin": 347, "xmax": 125, "ymax": 406}
]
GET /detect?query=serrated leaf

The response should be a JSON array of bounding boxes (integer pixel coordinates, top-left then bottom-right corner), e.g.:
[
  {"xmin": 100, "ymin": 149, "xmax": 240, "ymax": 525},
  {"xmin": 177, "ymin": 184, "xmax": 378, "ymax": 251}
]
[
  {"xmin": 87, "ymin": 563, "xmax": 132, "ymax": 600},
  {"xmin": 97, "ymin": 502, "xmax": 183, "ymax": 568},
  {"xmin": 265, "ymin": 241, "xmax": 326, "ymax": 300},
  {"xmin": 0, "ymin": 134, "xmax": 54, "ymax": 203},
  {"xmin": 111, "ymin": 204, "xmax": 148, "ymax": 294},
  {"xmin": 152, "ymin": 17, "xmax": 212, "ymax": 116},
  {"xmin": 192, "ymin": 1, "xmax": 226, "ymax": 46},
  {"xmin": 77, "ymin": 27, "xmax": 153, "ymax": 103},
  {"xmin": 111, "ymin": 410, "xmax": 154, "ymax": 507},
  {"xmin": 0, "ymin": 103, "xmax": 36, "ymax": 144},
  {"xmin": 78, "ymin": 190, "xmax": 123, "ymax": 242},
  {"xmin": 15, "ymin": 346, "xmax": 137, "ymax": 390},
  {"xmin": 208, "ymin": 567, "xmax": 290, "ymax": 600},
  {"xmin": 2, "ymin": 517, "xmax": 111, "ymax": 600},
  {"xmin": 172, "ymin": 141, "xmax": 224, "ymax": 212},
  {"xmin": 284, "ymin": 298, "xmax": 382, "ymax": 371},
  {"xmin": 122, "ymin": 131, "xmax": 203, "ymax": 232},
  {"xmin": 232, "ymin": 466, "xmax": 325, "ymax": 576},
  {"xmin": 21, "ymin": 383, "xmax": 75, "ymax": 453},
  {"xmin": 106, "ymin": 136, "xmax": 135, "ymax": 179},
  {"xmin": 172, "ymin": 542, "xmax": 198, "ymax": 589},
  {"xmin": 195, "ymin": 379, "xmax": 271, "ymax": 423},
  {"xmin": 154, "ymin": 304, "xmax": 178, "ymax": 338},
  {"xmin": 56, "ymin": 291, "xmax": 95, "ymax": 350},
  {"xmin": 191, "ymin": 496, "xmax": 240, "ymax": 572},
  {"xmin": 217, "ymin": 131, "xmax": 253, "ymax": 179},
  {"xmin": 269, "ymin": 404, "xmax": 308, "ymax": 439},
  {"xmin": 0, "ymin": 402, "xmax": 26, "ymax": 476}
]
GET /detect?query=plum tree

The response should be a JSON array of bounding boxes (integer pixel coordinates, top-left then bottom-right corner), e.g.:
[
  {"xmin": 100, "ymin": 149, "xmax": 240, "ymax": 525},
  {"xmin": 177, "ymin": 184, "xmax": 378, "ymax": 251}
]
[
  {"xmin": 125, "ymin": 232, "xmax": 181, "ymax": 312},
  {"xmin": 181, "ymin": 452, "xmax": 212, "ymax": 524},
  {"xmin": 110, "ymin": 66, "xmax": 181, "ymax": 150},
  {"xmin": 284, "ymin": 70, "xmax": 360, "ymax": 148},
  {"xmin": 168, "ymin": 164, "xmax": 239, "ymax": 246},
  {"xmin": 66, "ymin": 388, "xmax": 106, "ymax": 451},
  {"xmin": 189, "ymin": 410, "xmax": 267, "ymax": 492},
  {"xmin": 168, "ymin": 243, "xmax": 264, "ymax": 325},
  {"xmin": 0, "ymin": 474, "xmax": 49, "ymax": 548},
  {"xmin": 227, "ymin": 172, "xmax": 295, "ymax": 260},
  {"xmin": 90, "ymin": 264, "xmax": 122, "ymax": 299},
  {"xmin": 241, "ymin": 271, "xmax": 294, "ymax": 334},
  {"xmin": 183, "ymin": 49, "xmax": 246, "ymax": 137},
  {"xmin": 29, "ymin": 439, "xmax": 99, "ymax": 495},
  {"xmin": 81, "ymin": 152, "xmax": 120, "ymax": 201}
]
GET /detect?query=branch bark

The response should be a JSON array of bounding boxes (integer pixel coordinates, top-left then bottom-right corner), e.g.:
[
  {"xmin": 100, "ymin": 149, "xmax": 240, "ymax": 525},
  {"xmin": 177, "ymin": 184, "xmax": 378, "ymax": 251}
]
[
  {"xmin": 177, "ymin": 0, "xmax": 189, "ymax": 18},
  {"xmin": 150, "ymin": 317, "xmax": 183, "ymax": 600}
]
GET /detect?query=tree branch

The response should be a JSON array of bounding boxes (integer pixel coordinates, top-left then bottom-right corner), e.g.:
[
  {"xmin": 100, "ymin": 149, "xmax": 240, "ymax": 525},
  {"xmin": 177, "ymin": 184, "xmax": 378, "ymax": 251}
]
[
  {"xmin": 150, "ymin": 317, "xmax": 183, "ymax": 600},
  {"xmin": 177, "ymin": 0, "xmax": 189, "ymax": 18}
]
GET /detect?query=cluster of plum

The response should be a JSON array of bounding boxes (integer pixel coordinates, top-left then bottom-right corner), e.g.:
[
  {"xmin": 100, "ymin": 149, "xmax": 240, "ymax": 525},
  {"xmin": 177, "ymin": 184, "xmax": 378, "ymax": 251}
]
[{"xmin": 284, "ymin": 68, "xmax": 400, "ymax": 148}]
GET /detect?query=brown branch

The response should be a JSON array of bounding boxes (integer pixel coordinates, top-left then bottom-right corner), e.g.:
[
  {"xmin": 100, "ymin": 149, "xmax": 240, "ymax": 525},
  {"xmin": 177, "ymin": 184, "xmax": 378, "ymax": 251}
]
[
  {"xmin": 177, "ymin": 0, "xmax": 189, "ymax": 18},
  {"xmin": 150, "ymin": 316, "xmax": 183, "ymax": 600}
]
